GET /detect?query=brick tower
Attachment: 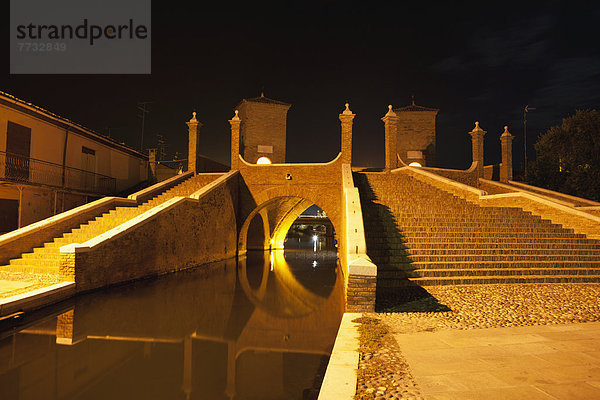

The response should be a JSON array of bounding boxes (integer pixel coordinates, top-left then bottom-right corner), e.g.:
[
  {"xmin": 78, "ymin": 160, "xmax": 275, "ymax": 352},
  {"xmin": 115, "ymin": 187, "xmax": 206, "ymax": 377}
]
[
  {"xmin": 236, "ymin": 93, "xmax": 291, "ymax": 164},
  {"xmin": 393, "ymin": 100, "xmax": 439, "ymax": 167}
]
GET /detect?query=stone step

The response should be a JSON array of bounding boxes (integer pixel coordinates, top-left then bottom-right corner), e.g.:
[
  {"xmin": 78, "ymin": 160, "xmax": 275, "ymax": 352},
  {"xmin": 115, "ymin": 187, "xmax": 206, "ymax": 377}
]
[
  {"xmin": 376, "ymin": 260, "xmax": 600, "ymax": 270},
  {"xmin": 394, "ymin": 226, "xmax": 572, "ymax": 234},
  {"xmin": 371, "ymin": 253, "xmax": 600, "ymax": 263},
  {"xmin": 366, "ymin": 236, "xmax": 596, "ymax": 245},
  {"xmin": 408, "ymin": 275, "xmax": 600, "ymax": 286},
  {"xmin": 395, "ymin": 242, "xmax": 600, "ymax": 250},
  {"xmin": 364, "ymin": 223, "xmax": 567, "ymax": 232},
  {"xmin": 0, "ymin": 264, "xmax": 60, "ymax": 274},
  {"xmin": 368, "ymin": 248, "xmax": 600, "ymax": 257},
  {"xmin": 377, "ymin": 267, "xmax": 600, "ymax": 279},
  {"xmin": 366, "ymin": 232, "xmax": 585, "ymax": 240}
]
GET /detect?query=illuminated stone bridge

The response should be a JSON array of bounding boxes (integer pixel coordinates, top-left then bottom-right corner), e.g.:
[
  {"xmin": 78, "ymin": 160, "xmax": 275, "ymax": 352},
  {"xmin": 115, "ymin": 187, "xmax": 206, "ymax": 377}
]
[{"xmin": 2, "ymin": 100, "xmax": 600, "ymax": 317}]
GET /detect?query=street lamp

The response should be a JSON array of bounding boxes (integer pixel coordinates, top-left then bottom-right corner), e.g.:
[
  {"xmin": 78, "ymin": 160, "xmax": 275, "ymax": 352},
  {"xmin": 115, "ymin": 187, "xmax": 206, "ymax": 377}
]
[{"xmin": 523, "ymin": 105, "xmax": 536, "ymax": 170}]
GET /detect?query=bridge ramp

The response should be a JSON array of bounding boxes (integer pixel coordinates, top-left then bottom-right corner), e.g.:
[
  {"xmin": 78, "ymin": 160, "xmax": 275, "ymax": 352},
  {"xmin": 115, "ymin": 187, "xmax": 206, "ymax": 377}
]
[
  {"xmin": 0, "ymin": 174, "xmax": 221, "ymax": 275},
  {"xmin": 354, "ymin": 171, "xmax": 600, "ymax": 298}
]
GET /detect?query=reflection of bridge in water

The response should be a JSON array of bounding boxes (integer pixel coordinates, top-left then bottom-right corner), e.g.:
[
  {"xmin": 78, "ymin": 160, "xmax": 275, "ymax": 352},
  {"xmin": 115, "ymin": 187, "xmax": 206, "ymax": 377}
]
[
  {"xmin": 285, "ymin": 216, "xmax": 336, "ymax": 250},
  {"xmin": 0, "ymin": 250, "xmax": 343, "ymax": 400}
]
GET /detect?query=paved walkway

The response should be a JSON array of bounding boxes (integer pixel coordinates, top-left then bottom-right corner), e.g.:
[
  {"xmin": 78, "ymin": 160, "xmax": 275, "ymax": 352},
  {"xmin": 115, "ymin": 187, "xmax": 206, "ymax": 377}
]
[
  {"xmin": 0, "ymin": 272, "xmax": 62, "ymax": 300},
  {"xmin": 394, "ymin": 322, "xmax": 600, "ymax": 399}
]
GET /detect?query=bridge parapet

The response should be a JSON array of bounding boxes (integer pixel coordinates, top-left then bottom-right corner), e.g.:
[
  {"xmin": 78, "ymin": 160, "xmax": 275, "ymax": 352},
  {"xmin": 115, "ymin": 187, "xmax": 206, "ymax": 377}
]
[{"xmin": 342, "ymin": 164, "xmax": 377, "ymax": 312}]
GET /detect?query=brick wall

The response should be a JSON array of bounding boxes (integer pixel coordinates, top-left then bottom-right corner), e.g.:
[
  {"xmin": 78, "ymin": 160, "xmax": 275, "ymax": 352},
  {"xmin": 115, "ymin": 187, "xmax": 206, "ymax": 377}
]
[
  {"xmin": 238, "ymin": 102, "xmax": 290, "ymax": 164},
  {"xmin": 346, "ymin": 275, "xmax": 376, "ymax": 312},
  {"xmin": 396, "ymin": 111, "xmax": 437, "ymax": 166},
  {"xmin": 61, "ymin": 172, "xmax": 239, "ymax": 292}
]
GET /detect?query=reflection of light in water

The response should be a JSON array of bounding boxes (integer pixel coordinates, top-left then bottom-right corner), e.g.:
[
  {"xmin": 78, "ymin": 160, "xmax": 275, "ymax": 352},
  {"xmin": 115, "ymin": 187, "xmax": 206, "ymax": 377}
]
[{"xmin": 239, "ymin": 250, "xmax": 338, "ymax": 318}]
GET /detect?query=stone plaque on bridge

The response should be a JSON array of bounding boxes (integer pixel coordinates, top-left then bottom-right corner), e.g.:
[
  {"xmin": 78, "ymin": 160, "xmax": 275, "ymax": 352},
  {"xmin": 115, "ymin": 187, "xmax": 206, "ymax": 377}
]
[
  {"xmin": 407, "ymin": 150, "xmax": 423, "ymax": 159},
  {"xmin": 257, "ymin": 145, "xmax": 273, "ymax": 154}
]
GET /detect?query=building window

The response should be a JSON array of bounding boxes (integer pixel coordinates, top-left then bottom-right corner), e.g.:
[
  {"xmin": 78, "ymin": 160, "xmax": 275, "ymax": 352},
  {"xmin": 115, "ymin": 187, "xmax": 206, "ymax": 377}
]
[
  {"xmin": 5, "ymin": 121, "xmax": 31, "ymax": 181},
  {"xmin": 82, "ymin": 146, "xmax": 96, "ymax": 155}
]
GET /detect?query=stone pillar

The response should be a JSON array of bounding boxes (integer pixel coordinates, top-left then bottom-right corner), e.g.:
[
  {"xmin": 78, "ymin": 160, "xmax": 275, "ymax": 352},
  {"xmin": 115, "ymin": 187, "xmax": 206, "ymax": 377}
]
[
  {"xmin": 500, "ymin": 125, "xmax": 514, "ymax": 182},
  {"xmin": 148, "ymin": 148, "xmax": 157, "ymax": 181},
  {"xmin": 186, "ymin": 112, "xmax": 202, "ymax": 174},
  {"xmin": 229, "ymin": 110, "xmax": 241, "ymax": 170},
  {"xmin": 469, "ymin": 121, "xmax": 487, "ymax": 178},
  {"xmin": 339, "ymin": 103, "xmax": 355, "ymax": 165},
  {"xmin": 382, "ymin": 105, "xmax": 399, "ymax": 170}
]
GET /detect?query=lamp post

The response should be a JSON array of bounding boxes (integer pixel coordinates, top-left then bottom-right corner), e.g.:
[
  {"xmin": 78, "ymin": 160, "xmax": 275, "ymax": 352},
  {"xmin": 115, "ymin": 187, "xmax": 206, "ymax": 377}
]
[{"xmin": 523, "ymin": 105, "xmax": 536, "ymax": 170}]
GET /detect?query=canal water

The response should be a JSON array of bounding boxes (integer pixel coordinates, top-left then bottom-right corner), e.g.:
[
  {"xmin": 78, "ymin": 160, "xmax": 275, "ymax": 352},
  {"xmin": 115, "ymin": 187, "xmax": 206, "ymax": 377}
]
[{"xmin": 0, "ymin": 249, "xmax": 343, "ymax": 400}]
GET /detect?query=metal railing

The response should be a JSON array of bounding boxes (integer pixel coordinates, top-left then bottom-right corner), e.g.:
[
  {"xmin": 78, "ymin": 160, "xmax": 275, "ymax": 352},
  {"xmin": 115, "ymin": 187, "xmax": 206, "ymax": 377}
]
[{"xmin": 0, "ymin": 151, "xmax": 116, "ymax": 195}]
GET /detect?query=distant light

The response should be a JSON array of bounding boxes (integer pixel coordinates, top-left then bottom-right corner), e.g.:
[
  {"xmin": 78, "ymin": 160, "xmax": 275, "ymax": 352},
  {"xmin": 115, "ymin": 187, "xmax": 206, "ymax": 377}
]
[
  {"xmin": 312, "ymin": 260, "xmax": 318, "ymax": 268},
  {"xmin": 313, "ymin": 235, "xmax": 318, "ymax": 242},
  {"xmin": 409, "ymin": 162, "xmax": 422, "ymax": 167},
  {"xmin": 257, "ymin": 157, "xmax": 271, "ymax": 165}
]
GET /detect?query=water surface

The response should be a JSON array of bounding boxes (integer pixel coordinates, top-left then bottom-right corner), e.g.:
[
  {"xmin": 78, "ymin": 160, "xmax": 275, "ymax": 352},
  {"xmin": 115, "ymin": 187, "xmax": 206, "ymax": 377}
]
[{"xmin": 0, "ymin": 249, "xmax": 343, "ymax": 400}]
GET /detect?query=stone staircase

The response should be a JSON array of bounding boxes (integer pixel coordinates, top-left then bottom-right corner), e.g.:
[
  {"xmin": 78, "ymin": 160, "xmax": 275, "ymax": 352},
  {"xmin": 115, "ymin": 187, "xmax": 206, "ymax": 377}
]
[
  {"xmin": 354, "ymin": 172, "xmax": 600, "ymax": 290},
  {"xmin": 0, "ymin": 174, "xmax": 220, "ymax": 275}
]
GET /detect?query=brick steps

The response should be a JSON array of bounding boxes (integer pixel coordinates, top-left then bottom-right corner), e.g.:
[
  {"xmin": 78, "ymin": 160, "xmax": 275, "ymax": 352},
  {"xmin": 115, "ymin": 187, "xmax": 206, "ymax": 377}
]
[
  {"xmin": 0, "ymin": 174, "xmax": 217, "ymax": 273},
  {"xmin": 366, "ymin": 232, "xmax": 587, "ymax": 239},
  {"xmin": 377, "ymin": 260, "xmax": 600, "ymax": 270},
  {"xmin": 408, "ymin": 275, "xmax": 600, "ymax": 286},
  {"xmin": 378, "ymin": 265, "xmax": 600, "ymax": 278},
  {"xmin": 354, "ymin": 171, "xmax": 600, "ymax": 289},
  {"xmin": 370, "ymin": 242, "xmax": 600, "ymax": 250},
  {"xmin": 366, "ymin": 226, "xmax": 574, "ymax": 234}
]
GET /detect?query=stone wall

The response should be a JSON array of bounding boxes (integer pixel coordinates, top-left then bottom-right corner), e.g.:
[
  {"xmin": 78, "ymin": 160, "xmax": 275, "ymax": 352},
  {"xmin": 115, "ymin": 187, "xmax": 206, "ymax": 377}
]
[
  {"xmin": 61, "ymin": 172, "xmax": 239, "ymax": 293},
  {"xmin": 421, "ymin": 165, "xmax": 478, "ymax": 187},
  {"xmin": 479, "ymin": 193, "xmax": 600, "ymax": 240}
]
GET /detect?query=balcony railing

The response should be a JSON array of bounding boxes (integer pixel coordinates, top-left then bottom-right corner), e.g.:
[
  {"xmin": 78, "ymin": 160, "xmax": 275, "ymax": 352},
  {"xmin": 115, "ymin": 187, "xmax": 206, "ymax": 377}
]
[{"xmin": 0, "ymin": 151, "xmax": 116, "ymax": 195}]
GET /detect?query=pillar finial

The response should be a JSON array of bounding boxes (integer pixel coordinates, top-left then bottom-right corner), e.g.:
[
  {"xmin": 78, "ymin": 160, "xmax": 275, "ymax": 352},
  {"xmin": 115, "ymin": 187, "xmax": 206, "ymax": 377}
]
[
  {"xmin": 342, "ymin": 102, "xmax": 353, "ymax": 115},
  {"xmin": 470, "ymin": 121, "xmax": 486, "ymax": 135},
  {"xmin": 189, "ymin": 111, "xmax": 198, "ymax": 123},
  {"xmin": 384, "ymin": 104, "xmax": 397, "ymax": 117},
  {"xmin": 231, "ymin": 110, "xmax": 240, "ymax": 121}
]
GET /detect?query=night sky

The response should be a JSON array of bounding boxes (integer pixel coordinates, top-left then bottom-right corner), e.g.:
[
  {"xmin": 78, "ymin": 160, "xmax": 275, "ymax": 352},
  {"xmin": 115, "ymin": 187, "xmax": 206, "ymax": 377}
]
[{"xmin": 2, "ymin": 1, "xmax": 599, "ymax": 171}]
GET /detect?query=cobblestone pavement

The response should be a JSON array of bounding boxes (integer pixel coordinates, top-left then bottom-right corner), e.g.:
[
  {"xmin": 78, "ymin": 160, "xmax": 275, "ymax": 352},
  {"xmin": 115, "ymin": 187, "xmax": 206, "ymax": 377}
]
[
  {"xmin": 355, "ymin": 316, "xmax": 424, "ymax": 400},
  {"xmin": 356, "ymin": 283, "xmax": 600, "ymax": 399},
  {"xmin": 0, "ymin": 271, "xmax": 62, "ymax": 300}
]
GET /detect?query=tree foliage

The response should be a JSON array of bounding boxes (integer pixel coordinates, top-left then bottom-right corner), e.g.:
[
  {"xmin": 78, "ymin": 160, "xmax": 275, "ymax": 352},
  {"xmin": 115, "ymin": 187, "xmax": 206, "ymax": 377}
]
[{"xmin": 526, "ymin": 109, "xmax": 600, "ymax": 201}]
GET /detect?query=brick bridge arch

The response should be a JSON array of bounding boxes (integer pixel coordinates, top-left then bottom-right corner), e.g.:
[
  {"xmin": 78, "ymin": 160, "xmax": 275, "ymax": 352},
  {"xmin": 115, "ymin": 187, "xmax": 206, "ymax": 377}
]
[{"xmin": 236, "ymin": 153, "xmax": 343, "ymax": 256}]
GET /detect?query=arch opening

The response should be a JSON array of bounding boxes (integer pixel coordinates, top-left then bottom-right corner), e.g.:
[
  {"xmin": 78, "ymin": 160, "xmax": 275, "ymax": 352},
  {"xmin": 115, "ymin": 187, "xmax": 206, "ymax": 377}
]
[
  {"xmin": 238, "ymin": 197, "xmax": 337, "ymax": 256},
  {"xmin": 237, "ymin": 197, "xmax": 340, "ymax": 317}
]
